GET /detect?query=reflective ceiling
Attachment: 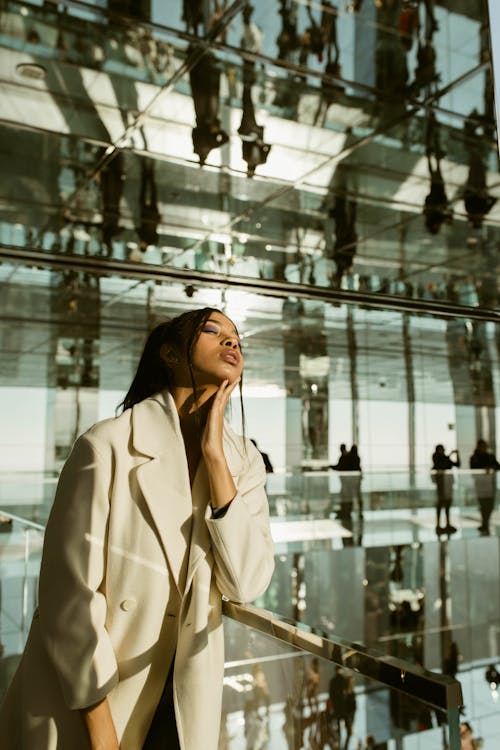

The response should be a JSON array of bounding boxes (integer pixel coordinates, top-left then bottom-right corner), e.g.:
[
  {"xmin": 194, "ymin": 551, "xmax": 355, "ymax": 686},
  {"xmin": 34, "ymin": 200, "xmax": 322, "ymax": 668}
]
[{"xmin": 0, "ymin": 0, "xmax": 499, "ymax": 309}]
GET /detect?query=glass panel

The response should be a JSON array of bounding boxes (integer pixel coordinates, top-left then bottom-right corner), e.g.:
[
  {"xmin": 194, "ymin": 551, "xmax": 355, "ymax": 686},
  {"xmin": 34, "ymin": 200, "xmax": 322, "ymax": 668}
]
[
  {"xmin": 0, "ymin": 514, "xmax": 43, "ymax": 700},
  {"xmin": 222, "ymin": 613, "xmax": 462, "ymax": 749}
]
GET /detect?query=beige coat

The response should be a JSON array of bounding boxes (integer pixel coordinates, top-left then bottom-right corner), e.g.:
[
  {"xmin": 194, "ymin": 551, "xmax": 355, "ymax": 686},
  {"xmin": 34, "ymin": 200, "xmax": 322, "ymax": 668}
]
[{"xmin": 1, "ymin": 390, "xmax": 274, "ymax": 749}]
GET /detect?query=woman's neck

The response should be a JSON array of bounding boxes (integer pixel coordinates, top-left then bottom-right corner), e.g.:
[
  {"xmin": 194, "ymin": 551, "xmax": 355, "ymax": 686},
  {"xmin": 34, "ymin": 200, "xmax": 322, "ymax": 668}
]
[{"xmin": 171, "ymin": 384, "xmax": 217, "ymax": 419}]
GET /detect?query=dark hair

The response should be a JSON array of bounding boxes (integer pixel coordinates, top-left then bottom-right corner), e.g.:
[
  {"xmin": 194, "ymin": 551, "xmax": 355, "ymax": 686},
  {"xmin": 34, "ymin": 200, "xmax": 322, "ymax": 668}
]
[{"xmin": 119, "ymin": 308, "xmax": 245, "ymax": 431}]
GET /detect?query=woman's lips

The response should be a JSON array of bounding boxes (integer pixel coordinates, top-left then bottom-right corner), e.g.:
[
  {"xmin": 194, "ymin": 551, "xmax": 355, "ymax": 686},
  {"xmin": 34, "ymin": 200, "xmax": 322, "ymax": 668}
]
[{"xmin": 220, "ymin": 350, "xmax": 240, "ymax": 365}]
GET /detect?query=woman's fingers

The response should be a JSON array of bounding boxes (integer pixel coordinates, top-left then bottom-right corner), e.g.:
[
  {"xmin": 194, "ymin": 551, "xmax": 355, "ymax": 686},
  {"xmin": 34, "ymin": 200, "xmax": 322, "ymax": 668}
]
[
  {"xmin": 202, "ymin": 378, "xmax": 240, "ymax": 457},
  {"xmin": 213, "ymin": 378, "xmax": 240, "ymax": 409}
]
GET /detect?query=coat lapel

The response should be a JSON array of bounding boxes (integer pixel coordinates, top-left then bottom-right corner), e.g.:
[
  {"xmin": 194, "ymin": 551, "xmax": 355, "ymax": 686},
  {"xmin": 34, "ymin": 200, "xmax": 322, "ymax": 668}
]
[
  {"xmin": 132, "ymin": 392, "xmax": 246, "ymax": 598},
  {"xmin": 133, "ymin": 391, "xmax": 192, "ymax": 596},
  {"xmin": 183, "ymin": 460, "xmax": 211, "ymax": 595}
]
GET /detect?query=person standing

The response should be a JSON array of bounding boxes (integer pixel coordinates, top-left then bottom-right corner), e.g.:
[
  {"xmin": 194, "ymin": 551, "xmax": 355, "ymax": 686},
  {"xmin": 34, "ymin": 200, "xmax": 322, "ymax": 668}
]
[
  {"xmin": 470, "ymin": 439, "xmax": 500, "ymax": 534},
  {"xmin": 328, "ymin": 666, "xmax": 348, "ymax": 741},
  {"xmin": 330, "ymin": 444, "xmax": 350, "ymax": 519},
  {"xmin": 346, "ymin": 445, "xmax": 363, "ymax": 520},
  {"xmin": 431, "ymin": 444, "xmax": 460, "ymax": 534},
  {"xmin": 1, "ymin": 307, "xmax": 274, "ymax": 750}
]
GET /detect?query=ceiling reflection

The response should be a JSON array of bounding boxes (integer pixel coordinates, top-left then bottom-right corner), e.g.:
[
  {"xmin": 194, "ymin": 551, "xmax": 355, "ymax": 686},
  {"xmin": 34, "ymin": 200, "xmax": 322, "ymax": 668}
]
[{"xmin": 0, "ymin": 0, "xmax": 498, "ymax": 310}]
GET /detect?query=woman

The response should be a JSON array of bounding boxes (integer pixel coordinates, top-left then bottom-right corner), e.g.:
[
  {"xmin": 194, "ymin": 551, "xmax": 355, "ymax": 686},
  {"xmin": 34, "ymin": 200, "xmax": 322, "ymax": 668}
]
[
  {"xmin": 1, "ymin": 307, "xmax": 275, "ymax": 749},
  {"xmin": 431, "ymin": 444, "xmax": 460, "ymax": 535}
]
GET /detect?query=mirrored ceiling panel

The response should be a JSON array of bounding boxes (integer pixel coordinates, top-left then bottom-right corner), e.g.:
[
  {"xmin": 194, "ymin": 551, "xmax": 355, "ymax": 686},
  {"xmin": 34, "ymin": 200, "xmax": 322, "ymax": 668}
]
[{"xmin": 0, "ymin": 0, "xmax": 498, "ymax": 310}]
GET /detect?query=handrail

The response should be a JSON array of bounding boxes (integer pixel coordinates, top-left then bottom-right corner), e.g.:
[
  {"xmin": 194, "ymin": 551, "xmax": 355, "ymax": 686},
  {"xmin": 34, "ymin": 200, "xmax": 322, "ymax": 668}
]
[
  {"xmin": 1, "ymin": 244, "xmax": 500, "ymax": 322},
  {"xmin": 222, "ymin": 600, "xmax": 463, "ymax": 714},
  {"xmin": 0, "ymin": 510, "xmax": 46, "ymax": 531}
]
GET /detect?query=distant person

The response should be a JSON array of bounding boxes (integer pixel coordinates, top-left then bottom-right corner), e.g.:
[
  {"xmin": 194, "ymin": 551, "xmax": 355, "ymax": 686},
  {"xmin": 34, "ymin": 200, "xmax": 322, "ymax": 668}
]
[
  {"xmin": 331, "ymin": 444, "xmax": 362, "ymax": 520},
  {"xmin": 330, "ymin": 443, "xmax": 348, "ymax": 471},
  {"xmin": 460, "ymin": 721, "xmax": 479, "ymax": 750},
  {"xmin": 342, "ymin": 675, "xmax": 356, "ymax": 750},
  {"xmin": 423, "ymin": 113, "xmax": 452, "ymax": 235},
  {"xmin": 250, "ymin": 439, "xmax": 274, "ymax": 473},
  {"xmin": 347, "ymin": 445, "xmax": 363, "ymax": 519},
  {"xmin": 328, "ymin": 666, "xmax": 348, "ymax": 739},
  {"xmin": 330, "ymin": 444, "xmax": 350, "ymax": 519},
  {"xmin": 470, "ymin": 439, "xmax": 500, "ymax": 534},
  {"xmin": 305, "ymin": 657, "xmax": 320, "ymax": 711},
  {"xmin": 463, "ymin": 109, "xmax": 497, "ymax": 229},
  {"xmin": 431, "ymin": 444, "xmax": 460, "ymax": 535},
  {"xmin": 442, "ymin": 641, "xmax": 460, "ymax": 679}
]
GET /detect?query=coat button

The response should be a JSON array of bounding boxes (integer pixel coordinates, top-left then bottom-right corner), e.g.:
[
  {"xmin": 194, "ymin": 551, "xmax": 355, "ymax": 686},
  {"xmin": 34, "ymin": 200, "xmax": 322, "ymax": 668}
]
[{"xmin": 120, "ymin": 599, "xmax": 137, "ymax": 612}]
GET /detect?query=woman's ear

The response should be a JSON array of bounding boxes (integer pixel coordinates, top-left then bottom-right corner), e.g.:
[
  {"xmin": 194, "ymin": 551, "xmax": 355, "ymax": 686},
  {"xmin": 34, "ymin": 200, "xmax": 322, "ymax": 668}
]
[{"xmin": 160, "ymin": 344, "xmax": 180, "ymax": 366}]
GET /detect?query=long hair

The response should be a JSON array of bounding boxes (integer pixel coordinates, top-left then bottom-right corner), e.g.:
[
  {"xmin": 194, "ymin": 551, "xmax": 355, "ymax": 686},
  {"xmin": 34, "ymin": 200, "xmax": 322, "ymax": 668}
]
[{"xmin": 119, "ymin": 308, "xmax": 245, "ymax": 432}]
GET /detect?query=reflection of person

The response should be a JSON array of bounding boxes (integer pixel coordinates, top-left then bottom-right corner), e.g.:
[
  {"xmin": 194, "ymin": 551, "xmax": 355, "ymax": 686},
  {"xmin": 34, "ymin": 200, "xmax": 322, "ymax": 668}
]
[
  {"xmin": 346, "ymin": 445, "xmax": 363, "ymax": 519},
  {"xmin": 305, "ymin": 657, "xmax": 320, "ymax": 710},
  {"xmin": 442, "ymin": 641, "xmax": 460, "ymax": 679},
  {"xmin": 463, "ymin": 110, "xmax": 497, "ymax": 229},
  {"xmin": 342, "ymin": 675, "xmax": 356, "ymax": 750},
  {"xmin": 328, "ymin": 666, "xmax": 348, "ymax": 738},
  {"xmin": 1, "ymin": 308, "xmax": 274, "ymax": 750},
  {"xmin": 469, "ymin": 439, "xmax": 500, "ymax": 535},
  {"xmin": 431, "ymin": 444, "xmax": 460, "ymax": 535},
  {"xmin": 460, "ymin": 721, "xmax": 479, "ymax": 750},
  {"xmin": 330, "ymin": 444, "xmax": 362, "ymax": 520},
  {"xmin": 188, "ymin": 45, "xmax": 229, "ymax": 166},
  {"xmin": 330, "ymin": 443, "xmax": 350, "ymax": 519},
  {"xmin": 423, "ymin": 113, "xmax": 451, "ymax": 235}
]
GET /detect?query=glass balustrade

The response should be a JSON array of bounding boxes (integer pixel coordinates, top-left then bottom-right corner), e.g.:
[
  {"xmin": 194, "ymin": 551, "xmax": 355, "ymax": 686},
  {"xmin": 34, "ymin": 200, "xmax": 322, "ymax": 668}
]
[
  {"xmin": 222, "ymin": 601, "xmax": 463, "ymax": 750},
  {"xmin": 0, "ymin": 511, "xmax": 43, "ymax": 698},
  {"xmin": 7, "ymin": 513, "xmax": 500, "ymax": 744},
  {"xmin": 0, "ymin": 467, "xmax": 493, "ymax": 534},
  {"xmin": 0, "ymin": 509, "xmax": 466, "ymax": 748}
]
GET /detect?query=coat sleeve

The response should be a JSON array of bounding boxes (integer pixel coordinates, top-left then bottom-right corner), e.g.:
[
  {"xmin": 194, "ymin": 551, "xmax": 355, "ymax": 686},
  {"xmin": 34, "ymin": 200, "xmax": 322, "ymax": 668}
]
[
  {"xmin": 205, "ymin": 442, "xmax": 274, "ymax": 603},
  {"xmin": 38, "ymin": 432, "xmax": 119, "ymax": 710}
]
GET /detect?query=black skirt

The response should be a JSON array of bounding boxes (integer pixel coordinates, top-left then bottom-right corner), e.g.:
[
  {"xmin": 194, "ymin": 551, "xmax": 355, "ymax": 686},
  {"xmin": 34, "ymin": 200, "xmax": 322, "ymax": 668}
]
[{"xmin": 142, "ymin": 662, "xmax": 180, "ymax": 749}]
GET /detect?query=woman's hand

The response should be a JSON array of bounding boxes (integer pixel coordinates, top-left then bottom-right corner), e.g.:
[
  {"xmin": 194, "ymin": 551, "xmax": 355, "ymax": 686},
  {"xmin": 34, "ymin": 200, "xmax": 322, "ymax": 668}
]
[
  {"xmin": 201, "ymin": 378, "xmax": 240, "ymax": 462},
  {"xmin": 201, "ymin": 378, "xmax": 240, "ymax": 510}
]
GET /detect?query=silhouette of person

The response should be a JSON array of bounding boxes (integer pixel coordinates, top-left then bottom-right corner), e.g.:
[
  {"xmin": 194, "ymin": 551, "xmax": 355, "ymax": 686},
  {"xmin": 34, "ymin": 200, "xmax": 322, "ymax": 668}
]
[
  {"xmin": 98, "ymin": 150, "xmax": 125, "ymax": 257},
  {"xmin": 469, "ymin": 439, "xmax": 500, "ymax": 534},
  {"xmin": 305, "ymin": 657, "xmax": 320, "ymax": 711},
  {"xmin": 423, "ymin": 113, "xmax": 452, "ymax": 235},
  {"xmin": 342, "ymin": 675, "xmax": 356, "ymax": 750},
  {"xmin": 346, "ymin": 445, "xmax": 363, "ymax": 519},
  {"xmin": 460, "ymin": 721, "xmax": 479, "ymax": 750},
  {"xmin": 328, "ymin": 192, "xmax": 358, "ymax": 287},
  {"xmin": 136, "ymin": 158, "xmax": 160, "ymax": 254},
  {"xmin": 463, "ymin": 109, "xmax": 497, "ymax": 229},
  {"xmin": 238, "ymin": 60, "xmax": 271, "ymax": 178},
  {"xmin": 442, "ymin": 641, "xmax": 460, "ymax": 679},
  {"xmin": 330, "ymin": 444, "xmax": 362, "ymax": 520},
  {"xmin": 312, "ymin": 2, "xmax": 343, "ymax": 126},
  {"xmin": 188, "ymin": 44, "xmax": 229, "ymax": 166},
  {"xmin": 330, "ymin": 443, "xmax": 350, "ymax": 519},
  {"xmin": 328, "ymin": 666, "xmax": 348, "ymax": 740},
  {"xmin": 431, "ymin": 444, "xmax": 460, "ymax": 535}
]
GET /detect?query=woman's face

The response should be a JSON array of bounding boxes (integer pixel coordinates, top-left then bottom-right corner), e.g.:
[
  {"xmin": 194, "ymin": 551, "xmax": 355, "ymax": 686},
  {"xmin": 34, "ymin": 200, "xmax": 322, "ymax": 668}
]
[{"xmin": 190, "ymin": 311, "xmax": 244, "ymax": 385}]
